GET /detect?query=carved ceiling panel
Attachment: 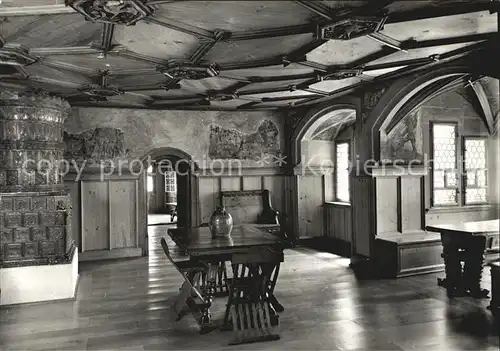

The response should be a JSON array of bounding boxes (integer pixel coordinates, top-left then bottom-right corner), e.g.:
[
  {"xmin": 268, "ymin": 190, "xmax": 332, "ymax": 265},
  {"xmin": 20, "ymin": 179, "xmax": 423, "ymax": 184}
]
[
  {"xmin": 204, "ymin": 33, "xmax": 314, "ymax": 64},
  {"xmin": 307, "ymin": 36, "xmax": 383, "ymax": 65},
  {"xmin": 113, "ymin": 20, "xmax": 199, "ymax": 60},
  {"xmin": 0, "ymin": 0, "xmax": 496, "ymax": 110},
  {"xmin": 153, "ymin": 1, "xmax": 315, "ymax": 31},
  {"xmin": 0, "ymin": 14, "xmax": 102, "ymax": 47},
  {"xmin": 42, "ymin": 53, "xmax": 154, "ymax": 71},
  {"xmin": 381, "ymin": 11, "xmax": 497, "ymax": 42}
]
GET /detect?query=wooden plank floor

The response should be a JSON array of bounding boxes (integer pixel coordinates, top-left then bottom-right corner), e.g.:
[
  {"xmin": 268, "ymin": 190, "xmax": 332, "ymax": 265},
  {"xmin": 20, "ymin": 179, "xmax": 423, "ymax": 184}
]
[{"xmin": 1, "ymin": 224, "xmax": 499, "ymax": 350}]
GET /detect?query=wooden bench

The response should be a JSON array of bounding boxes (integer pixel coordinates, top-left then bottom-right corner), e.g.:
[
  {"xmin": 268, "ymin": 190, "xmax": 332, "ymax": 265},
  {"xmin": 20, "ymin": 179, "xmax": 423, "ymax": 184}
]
[{"xmin": 220, "ymin": 190, "xmax": 292, "ymax": 245}]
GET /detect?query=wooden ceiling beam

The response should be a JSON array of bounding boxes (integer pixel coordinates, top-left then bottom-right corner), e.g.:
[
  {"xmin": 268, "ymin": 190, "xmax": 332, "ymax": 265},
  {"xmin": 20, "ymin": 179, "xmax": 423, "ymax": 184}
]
[
  {"xmin": 189, "ymin": 30, "xmax": 227, "ymax": 64},
  {"xmin": 218, "ymin": 58, "xmax": 283, "ymax": 71},
  {"xmin": 38, "ymin": 58, "xmax": 96, "ymax": 76},
  {"xmin": 111, "ymin": 48, "xmax": 168, "ymax": 66},
  {"xmin": 350, "ymin": 47, "xmax": 398, "ymax": 68},
  {"xmin": 30, "ymin": 46, "xmax": 100, "ymax": 56},
  {"xmin": 144, "ymin": 17, "xmax": 214, "ymax": 41},
  {"xmin": 293, "ymin": 42, "xmax": 487, "ymax": 107},
  {"xmin": 228, "ymin": 24, "xmax": 313, "ymax": 41},
  {"xmin": 94, "ymin": 23, "xmax": 115, "ymax": 57},
  {"xmin": 107, "ymin": 68, "xmax": 159, "ymax": 76},
  {"xmin": 386, "ymin": 2, "xmax": 496, "ymax": 24},
  {"xmin": 406, "ymin": 32, "xmax": 496, "ymax": 49},
  {"xmin": 0, "ymin": 4, "xmax": 74, "ymax": 16},
  {"xmin": 294, "ymin": 1, "xmax": 334, "ymax": 20}
]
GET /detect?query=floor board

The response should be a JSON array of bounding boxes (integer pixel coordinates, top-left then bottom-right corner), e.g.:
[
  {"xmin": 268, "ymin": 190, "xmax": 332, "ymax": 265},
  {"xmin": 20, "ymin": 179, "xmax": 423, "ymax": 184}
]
[{"xmin": 1, "ymin": 224, "xmax": 498, "ymax": 350}]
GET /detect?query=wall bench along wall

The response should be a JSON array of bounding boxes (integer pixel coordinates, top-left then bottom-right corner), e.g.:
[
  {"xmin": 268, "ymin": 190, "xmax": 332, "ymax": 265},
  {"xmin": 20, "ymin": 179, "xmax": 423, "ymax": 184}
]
[{"xmin": 371, "ymin": 165, "xmax": 445, "ymax": 277}]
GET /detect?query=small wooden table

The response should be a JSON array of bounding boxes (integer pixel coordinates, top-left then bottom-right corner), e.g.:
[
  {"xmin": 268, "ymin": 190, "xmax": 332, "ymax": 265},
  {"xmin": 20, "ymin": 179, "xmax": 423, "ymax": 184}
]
[
  {"xmin": 426, "ymin": 220, "xmax": 499, "ymax": 298},
  {"xmin": 167, "ymin": 224, "xmax": 286, "ymax": 344}
]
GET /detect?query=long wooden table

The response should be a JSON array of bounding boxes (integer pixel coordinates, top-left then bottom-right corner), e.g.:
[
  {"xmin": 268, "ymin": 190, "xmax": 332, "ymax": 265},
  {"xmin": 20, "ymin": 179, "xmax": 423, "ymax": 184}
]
[
  {"xmin": 426, "ymin": 219, "xmax": 499, "ymax": 298},
  {"xmin": 166, "ymin": 224, "xmax": 286, "ymax": 344}
]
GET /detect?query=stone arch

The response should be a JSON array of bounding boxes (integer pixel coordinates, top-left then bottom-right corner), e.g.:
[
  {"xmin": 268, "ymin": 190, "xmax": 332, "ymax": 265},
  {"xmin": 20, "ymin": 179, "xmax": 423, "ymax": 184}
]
[
  {"xmin": 363, "ymin": 64, "xmax": 473, "ymax": 161},
  {"xmin": 292, "ymin": 103, "xmax": 357, "ymax": 165}
]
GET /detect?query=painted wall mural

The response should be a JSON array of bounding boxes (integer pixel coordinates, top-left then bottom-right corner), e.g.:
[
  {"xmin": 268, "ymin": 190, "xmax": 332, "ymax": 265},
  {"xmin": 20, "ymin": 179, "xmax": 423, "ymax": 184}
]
[
  {"xmin": 64, "ymin": 127, "xmax": 130, "ymax": 163},
  {"xmin": 381, "ymin": 108, "xmax": 424, "ymax": 162},
  {"xmin": 208, "ymin": 119, "xmax": 281, "ymax": 160}
]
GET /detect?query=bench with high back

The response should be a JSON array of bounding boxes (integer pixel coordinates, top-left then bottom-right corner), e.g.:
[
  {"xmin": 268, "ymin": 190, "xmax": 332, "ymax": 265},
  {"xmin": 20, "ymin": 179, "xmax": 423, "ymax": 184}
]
[{"xmin": 219, "ymin": 189, "xmax": 292, "ymax": 245}]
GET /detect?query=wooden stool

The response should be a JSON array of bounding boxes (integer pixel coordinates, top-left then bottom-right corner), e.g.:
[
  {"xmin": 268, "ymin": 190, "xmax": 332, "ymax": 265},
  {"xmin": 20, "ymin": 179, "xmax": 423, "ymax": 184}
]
[
  {"xmin": 223, "ymin": 248, "xmax": 283, "ymax": 345},
  {"xmin": 160, "ymin": 237, "xmax": 214, "ymax": 333}
]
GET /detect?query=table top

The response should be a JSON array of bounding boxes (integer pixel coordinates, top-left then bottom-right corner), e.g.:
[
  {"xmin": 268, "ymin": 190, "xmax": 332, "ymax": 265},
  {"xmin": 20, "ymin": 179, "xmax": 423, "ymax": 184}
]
[
  {"xmin": 426, "ymin": 219, "xmax": 499, "ymax": 236},
  {"xmin": 167, "ymin": 224, "xmax": 284, "ymax": 257}
]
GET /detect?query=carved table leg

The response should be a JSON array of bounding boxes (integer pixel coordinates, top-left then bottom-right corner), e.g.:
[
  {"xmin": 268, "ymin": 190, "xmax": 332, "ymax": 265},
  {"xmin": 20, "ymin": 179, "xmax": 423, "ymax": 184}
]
[
  {"xmin": 199, "ymin": 263, "xmax": 218, "ymax": 334},
  {"xmin": 439, "ymin": 232, "xmax": 464, "ymax": 297},
  {"xmin": 463, "ymin": 235, "xmax": 489, "ymax": 298}
]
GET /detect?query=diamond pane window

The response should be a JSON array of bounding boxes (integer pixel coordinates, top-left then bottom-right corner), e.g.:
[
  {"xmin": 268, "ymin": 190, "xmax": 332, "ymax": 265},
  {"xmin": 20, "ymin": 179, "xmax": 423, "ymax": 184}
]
[
  {"xmin": 432, "ymin": 124, "xmax": 458, "ymax": 206},
  {"xmin": 336, "ymin": 142, "xmax": 350, "ymax": 202},
  {"xmin": 165, "ymin": 171, "xmax": 177, "ymax": 193},
  {"xmin": 465, "ymin": 138, "xmax": 487, "ymax": 204}
]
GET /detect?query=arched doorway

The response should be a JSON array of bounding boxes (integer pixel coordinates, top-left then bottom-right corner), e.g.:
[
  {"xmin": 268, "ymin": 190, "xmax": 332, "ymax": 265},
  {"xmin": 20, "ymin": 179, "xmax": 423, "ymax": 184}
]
[
  {"xmin": 143, "ymin": 147, "xmax": 193, "ymax": 228},
  {"xmin": 140, "ymin": 147, "xmax": 194, "ymax": 254}
]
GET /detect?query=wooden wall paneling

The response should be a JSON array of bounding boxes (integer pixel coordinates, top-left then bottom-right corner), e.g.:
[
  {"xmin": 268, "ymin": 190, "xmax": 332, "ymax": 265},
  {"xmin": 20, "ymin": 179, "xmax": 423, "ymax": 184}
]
[
  {"xmin": 109, "ymin": 181, "xmax": 137, "ymax": 249},
  {"xmin": 400, "ymin": 176, "xmax": 424, "ymax": 232},
  {"xmin": 198, "ymin": 177, "xmax": 220, "ymax": 224},
  {"xmin": 221, "ymin": 176, "xmax": 242, "ymax": 191},
  {"xmin": 375, "ymin": 177, "xmax": 398, "ymax": 234},
  {"xmin": 352, "ymin": 177, "xmax": 373, "ymax": 257},
  {"xmin": 298, "ymin": 175, "xmax": 324, "ymax": 238},
  {"xmin": 344, "ymin": 207, "xmax": 352, "ymax": 244},
  {"xmin": 242, "ymin": 176, "xmax": 262, "ymax": 191},
  {"xmin": 81, "ymin": 181, "xmax": 109, "ymax": 252}
]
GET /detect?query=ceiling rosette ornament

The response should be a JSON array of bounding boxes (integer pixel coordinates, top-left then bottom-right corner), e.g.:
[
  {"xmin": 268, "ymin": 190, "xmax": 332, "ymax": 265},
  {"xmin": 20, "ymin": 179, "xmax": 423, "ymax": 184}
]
[
  {"xmin": 158, "ymin": 62, "xmax": 220, "ymax": 80},
  {"xmin": 323, "ymin": 69, "xmax": 363, "ymax": 80},
  {"xmin": 78, "ymin": 84, "xmax": 124, "ymax": 101},
  {"xmin": 319, "ymin": 16, "xmax": 387, "ymax": 40},
  {"xmin": 65, "ymin": 0, "xmax": 155, "ymax": 26}
]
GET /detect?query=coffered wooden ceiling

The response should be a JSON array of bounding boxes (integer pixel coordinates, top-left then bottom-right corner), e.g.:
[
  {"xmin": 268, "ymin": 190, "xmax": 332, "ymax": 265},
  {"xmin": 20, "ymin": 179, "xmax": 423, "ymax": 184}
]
[{"xmin": 0, "ymin": 0, "xmax": 498, "ymax": 110}]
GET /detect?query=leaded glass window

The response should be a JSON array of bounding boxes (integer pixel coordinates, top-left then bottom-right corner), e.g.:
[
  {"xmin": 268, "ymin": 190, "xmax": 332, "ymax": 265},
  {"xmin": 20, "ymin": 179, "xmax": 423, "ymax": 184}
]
[
  {"xmin": 336, "ymin": 142, "xmax": 350, "ymax": 202},
  {"xmin": 464, "ymin": 138, "xmax": 487, "ymax": 204},
  {"xmin": 165, "ymin": 171, "xmax": 177, "ymax": 193},
  {"xmin": 432, "ymin": 124, "xmax": 458, "ymax": 206}
]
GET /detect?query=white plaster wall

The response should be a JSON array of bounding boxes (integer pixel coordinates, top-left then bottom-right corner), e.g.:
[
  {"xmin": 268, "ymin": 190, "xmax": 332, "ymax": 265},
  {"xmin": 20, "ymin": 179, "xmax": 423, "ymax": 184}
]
[{"xmin": 0, "ymin": 250, "xmax": 78, "ymax": 306}]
